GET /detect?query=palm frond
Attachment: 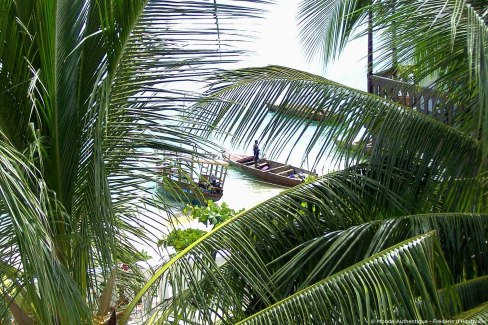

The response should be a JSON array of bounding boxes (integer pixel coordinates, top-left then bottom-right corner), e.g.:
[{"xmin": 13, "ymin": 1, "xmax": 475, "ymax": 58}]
[
  {"xmin": 369, "ymin": 1, "xmax": 488, "ymax": 141},
  {"xmin": 0, "ymin": 0, "xmax": 272, "ymax": 322},
  {"xmin": 454, "ymin": 301, "xmax": 488, "ymax": 322},
  {"xmin": 0, "ymin": 140, "xmax": 90, "ymax": 324},
  {"xmin": 298, "ymin": 0, "xmax": 488, "ymax": 159},
  {"xmin": 120, "ymin": 167, "xmax": 409, "ymax": 323},
  {"xmin": 191, "ymin": 66, "xmax": 482, "ymax": 210},
  {"xmin": 238, "ymin": 232, "xmax": 456, "ymax": 324},
  {"xmin": 120, "ymin": 157, "xmax": 488, "ymax": 323},
  {"xmin": 297, "ymin": 0, "xmax": 370, "ymax": 67},
  {"xmin": 0, "ymin": 0, "xmax": 35, "ymax": 148},
  {"xmin": 304, "ymin": 0, "xmax": 488, "ymax": 154},
  {"xmin": 453, "ymin": 276, "xmax": 488, "ymax": 313},
  {"xmin": 271, "ymin": 213, "xmax": 488, "ymax": 298}
]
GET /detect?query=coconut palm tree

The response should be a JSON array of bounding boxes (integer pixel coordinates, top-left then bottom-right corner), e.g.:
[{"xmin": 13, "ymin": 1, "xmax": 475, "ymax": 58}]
[
  {"xmin": 120, "ymin": 0, "xmax": 488, "ymax": 323},
  {"xmin": 0, "ymin": 0, "xmax": 269, "ymax": 323}
]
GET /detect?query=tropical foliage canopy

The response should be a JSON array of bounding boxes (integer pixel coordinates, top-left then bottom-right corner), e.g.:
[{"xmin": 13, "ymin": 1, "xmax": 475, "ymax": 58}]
[
  {"xmin": 2, "ymin": 0, "xmax": 488, "ymax": 324},
  {"xmin": 0, "ymin": 0, "xmax": 266, "ymax": 323},
  {"xmin": 121, "ymin": 0, "xmax": 488, "ymax": 324}
]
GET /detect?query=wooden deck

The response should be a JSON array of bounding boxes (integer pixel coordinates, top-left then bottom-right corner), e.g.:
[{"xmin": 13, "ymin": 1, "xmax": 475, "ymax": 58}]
[{"xmin": 370, "ymin": 74, "xmax": 458, "ymax": 124}]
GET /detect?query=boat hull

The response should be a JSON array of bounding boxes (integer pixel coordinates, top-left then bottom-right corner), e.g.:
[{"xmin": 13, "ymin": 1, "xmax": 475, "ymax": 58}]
[
  {"xmin": 158, "ymin": 180, "xmax": 223, "ymax": 205},
  {"xmin": 226, "ymin": 154, "xmax": 315, "ymax": 187},
  {"xmin": 157, "ymin": 154, "xmax": 227, "ymax": 205}
]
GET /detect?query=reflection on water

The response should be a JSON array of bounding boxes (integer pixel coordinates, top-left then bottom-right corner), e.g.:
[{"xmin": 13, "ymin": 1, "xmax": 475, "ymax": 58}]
[{"xmin": 220, "ymin": 167, "xmax": 285, "ymax": 210}]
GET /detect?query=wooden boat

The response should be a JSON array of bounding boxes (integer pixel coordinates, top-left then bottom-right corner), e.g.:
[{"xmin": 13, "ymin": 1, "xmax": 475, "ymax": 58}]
[
  {"xmin": 268, "ymin": 104, "xmax": 344, "ymax": 123},
  {"xmin": 225, "ymin": 153, "xmax": 317, "ymax": 187},
  {"xmin": 158, "ymin": 155, "xmax": 228, "ymax": 204}
]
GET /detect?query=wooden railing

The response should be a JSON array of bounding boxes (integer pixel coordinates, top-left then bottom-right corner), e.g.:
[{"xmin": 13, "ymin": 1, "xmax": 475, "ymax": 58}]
[{"xmin": 369, "ymin": 75, "xmax": 458, "ymax": 124}]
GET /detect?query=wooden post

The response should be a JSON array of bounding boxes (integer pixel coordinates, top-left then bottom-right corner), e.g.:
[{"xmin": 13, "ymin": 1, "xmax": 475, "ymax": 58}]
[
  {"xmin": 391, "ymin": 1, "xmax": 398, "ymax": 76},
  {"xmin": 367, "ymin": 8, "xmax": 374, "ymax": 94}
]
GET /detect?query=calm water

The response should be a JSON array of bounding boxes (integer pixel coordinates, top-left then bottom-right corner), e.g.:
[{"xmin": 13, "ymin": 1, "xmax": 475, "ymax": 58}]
[
  {"xmin": 214, "ymin": 111, "xmax": 340, "ymax": 210},
  {"xmin": 219, "ymin": 167, "xmax": 285, "ymax": 210},
  {"xmin": 133, "ymin": 113, "xmax": 341, "ymax": 260}
]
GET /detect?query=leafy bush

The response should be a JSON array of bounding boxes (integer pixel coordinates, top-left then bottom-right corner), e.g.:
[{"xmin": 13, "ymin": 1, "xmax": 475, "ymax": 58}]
[
  {"xmin": 183, "ymin": 200, "xmax": 244, "ymax": 228},
  {"xmin": 160, "ymin": 201, "xmax": 244, "ymax": 252},
  {"xmin": 158, "ymin": 228, "xmax": 207, "ymax": 252}
]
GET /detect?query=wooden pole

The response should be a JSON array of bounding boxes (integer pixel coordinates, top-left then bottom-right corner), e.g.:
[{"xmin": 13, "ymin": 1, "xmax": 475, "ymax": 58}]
[{"xmin": 367, "ymin": 8, "xmax": 373, "ymax": 94}]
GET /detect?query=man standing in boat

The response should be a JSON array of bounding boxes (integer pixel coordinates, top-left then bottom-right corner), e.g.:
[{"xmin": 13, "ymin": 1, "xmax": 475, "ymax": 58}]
[{"xmin": 253, "ymin": 140, "xmax": 260, "ymax": 166}]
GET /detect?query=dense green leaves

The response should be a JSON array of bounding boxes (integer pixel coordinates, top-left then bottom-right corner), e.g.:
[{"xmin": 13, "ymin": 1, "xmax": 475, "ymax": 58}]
[
  {"xmin": 298, "ymin": 0, "xmax": 371, "ymax": 66},
  {"xmin": 0, "ymin": 0, "xmax": 269, "ymax": 323},
  {"xmin": 0, "ymin": 140, "xmax": 90, "ymax": 324},
  {"xmin": 160, "ymin": 228, "xmax": 208, "ymax": 252},
  {"xmin": 184, "ymin": 200, "xmax": 245, "ymax": 227},
  {"xmin": 298, "ymin": 0, "xmax": 488, "ymax": 158},
  {"xmin": 191, "ymin": 65, "xmax": 483, "ymax": 215},
  {"xmin": 121, "ymin": 166, "xmax": 488, "ymax": 323},
  {"xmin": 455, "ymin": 302, "xmax": 488, "ymax": 322},
  {"xmin": 238, "ymin": 232, "xmax": 455, "ymax": 324},
  {"xmin": 121, "ymin": 0, "xmax": 488, "ymax": 323},
  {"xmin": 2, "ymin": 0, "xmax": 488, "ymax": 323}
]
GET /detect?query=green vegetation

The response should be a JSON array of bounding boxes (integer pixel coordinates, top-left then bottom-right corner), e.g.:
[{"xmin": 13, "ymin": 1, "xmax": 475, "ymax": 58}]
[
  {"xmin": 303, "ymin": 174, "xmax": 317, "ymax": 183},
  {"xmin": 159, "ymin": 228, "xmax": 208, "ymax": 252},
  {"xmin": 159, "ymin": 201, "xmax": 243, "ymax": 252},
  {"xmin": 183, "ymin": 200, "xmax": 245, "ymax": 228},
  {"xmin": 122, "ymin": 1, "xmax": 488, "ymax": 324},
  {"xmin": 2, "ymin": 0, "xmax": 488, "ymax": 324},
  {"xmin": 0, "ymin": 0, "xmax": 265, "ymax": 324}
]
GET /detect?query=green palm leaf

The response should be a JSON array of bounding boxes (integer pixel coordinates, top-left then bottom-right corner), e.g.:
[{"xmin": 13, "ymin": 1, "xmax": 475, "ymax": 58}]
[
  {"xmin": 271, "ymin": 213, "xmax": 488, "ymax": 298},
  {"xmin": 237, "ymin": 232, "xmax": 455, "ymax": 324},
  {"xmin": 0, "ymin": 140, "xmax": 89, "ymax": 324},
  {"xmin": 297, "ymin": 0, "xmax": 371, "ymax": 66},
  {"xmin": 123, "ymin": 0, "xmax": 487, "ymax": 323},
  {"xmin": 0, "ymin": 0, "xmax": 271, "ymax": 322},
  {"xmin": 3, "ymin": 0, "xmax": 487, "ymax": 323},
  {"xmin": 454, "ymin": 276, "xmax": 488, "ymax": 313},
  {"xmin": 121, "ymin": 160, "xmax": 488, "ymax": 323},
  {"xmin": 192, "ymin": 66, "xmax": 482, "ymax": 212},
  {"xmin": 298, "ymin": 0, "xmax": 488, "ymax": 157},
  {"xmin": 372, "ymin": 1, "xmax": 488, "ymax": 141},
  {"xmin": 120, "ymin": 168, "xmax": 408, "ymax": 323},
  {"xmin": 454, "ymin": 302, "xmax": 488, "ymax": 322}
]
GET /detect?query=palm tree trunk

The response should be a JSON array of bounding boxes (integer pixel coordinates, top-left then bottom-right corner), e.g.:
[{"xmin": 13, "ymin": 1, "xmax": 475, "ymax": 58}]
[{"xmin": 367, "ymin": 7, "xmax": 373, "ymax": 93}]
